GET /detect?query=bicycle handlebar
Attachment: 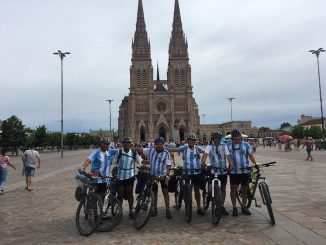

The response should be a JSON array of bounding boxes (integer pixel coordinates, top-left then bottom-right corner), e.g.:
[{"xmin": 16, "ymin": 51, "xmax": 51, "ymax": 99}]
[{"xmin": 239, "ymin": 161, "xmax": 276, "ymax": 171}]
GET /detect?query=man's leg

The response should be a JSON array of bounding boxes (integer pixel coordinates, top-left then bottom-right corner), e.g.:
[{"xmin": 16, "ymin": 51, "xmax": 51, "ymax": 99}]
[
  {"xmin": 151, "ymin": 181, "xmax": 158, "ymax": 216},
  {"xmin": 126, "ymin": 184, "xmax": 134, "ymax": 214},
  {"xmin": 161, "ymin": 186, "xmax": 172, "ymax": 219}
]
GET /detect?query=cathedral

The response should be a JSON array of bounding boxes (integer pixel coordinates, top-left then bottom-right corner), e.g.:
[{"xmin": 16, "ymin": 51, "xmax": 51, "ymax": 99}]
[{"xmin": 118, "ymin": 0, "xmax": 200, "ymax": 143}]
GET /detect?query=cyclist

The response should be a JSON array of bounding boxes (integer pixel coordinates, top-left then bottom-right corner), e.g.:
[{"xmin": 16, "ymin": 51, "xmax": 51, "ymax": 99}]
[
  {"xmin": 168, "ymin": 133, "xmax": 206, "ymax": 215},
  {"xmin": 142, "ymin": 136, "xmax": 172, "ymax": 219},
  {"xmin": 80, "ymin": 137, "xmax": 118, "ymax": 198},
  {"xmin": 227, "ymin": 129, "xmax": 258, "ymax": 216},
  {"xmin": 112, "ymin": 137, "xmax": 142, "ymax": 219},
  {"xmin": 201, "ymin": 132, "xmax": 232, "ymax": 215}
]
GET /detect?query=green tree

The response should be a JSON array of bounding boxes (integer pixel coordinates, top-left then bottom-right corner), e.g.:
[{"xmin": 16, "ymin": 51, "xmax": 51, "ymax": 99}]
[
  {"xmin": 292, "ymin": 125, "xmax": 304, "ymax": 139},
  {"xmin": 280, "ymin": 122, "xmax": 291, "ymax": 129},
  {"xmin": 46, "ymin": 132, "xmax": 61, "ymax": 151},
  {"xmin": 65, "ymin": 133, "xmax": 81, "ymax": 149},
  {"xmin": 0, "ymin": 115, "xmax": 26, "ymax": 154},
  {"xmin": 259, "ymin": 127, "xmax": 270, "ymax": 131},
  {"xmin": 34, "ymin": 125, "xmax": 47, "ymax": 149},
  {"xmin": 304, "ymin": 126, "xmax": 322, "ymax": 139}
]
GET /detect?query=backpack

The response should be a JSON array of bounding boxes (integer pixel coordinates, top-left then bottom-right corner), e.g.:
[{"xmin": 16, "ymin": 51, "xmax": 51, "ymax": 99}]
[{"xmin": 117, "ymin": 148, "xmax": 137, "ymax": 163}]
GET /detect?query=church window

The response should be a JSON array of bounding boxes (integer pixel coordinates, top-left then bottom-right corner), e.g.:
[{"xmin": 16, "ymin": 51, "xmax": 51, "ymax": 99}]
[
  {"xmin": 137, "ymin": 70, "xmax": 141, "ymax": 88},
  {"xmin": 181, "ymin": 69, "xmax": 185, "ymax": 87}
]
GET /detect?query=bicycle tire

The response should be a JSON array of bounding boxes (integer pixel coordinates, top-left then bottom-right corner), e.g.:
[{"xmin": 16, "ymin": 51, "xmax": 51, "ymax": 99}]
[
  {"xmin": 184, "ymin": 183, "xmax": 192, "ymax": 223},
  {"xmin": 236, "ymin": 190, "xmax": 243, "ymax": 207},
  {"xmin": 260, "ymin": 182, "xmax": 275, "ymax": 225},
  {"xmin": 76, "ymin": 192, "xmax": 103, "ymax": 236},
  {"xmin": 134, "ymin": 189, "xmax": 154, "ymax": 230},
  {"xmin": 174, "ymin": 180, "xmax": 183, "ymax": 209},
  {"xmin": 211, "ymin": 184, "xmax": 222, "ymax": 225},
  {"xmin": 202, "ymin": 189, "xmax": 210, "ymax": 210},
  {"xmin": 97, "ymin": 195, "xmax": 122, "ymax": 232}
]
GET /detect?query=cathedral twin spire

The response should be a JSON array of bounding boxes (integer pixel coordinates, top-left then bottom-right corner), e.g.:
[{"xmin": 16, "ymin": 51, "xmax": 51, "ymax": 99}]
[{"xmin": 132, "ymin": 0, "xmax": 188, "ymax": 61}]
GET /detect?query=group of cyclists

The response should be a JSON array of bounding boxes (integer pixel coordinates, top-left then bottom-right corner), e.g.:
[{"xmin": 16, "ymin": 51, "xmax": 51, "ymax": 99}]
[{"xmin": 78, "ymin": 128, "xmax": 259, "ymax": 221}]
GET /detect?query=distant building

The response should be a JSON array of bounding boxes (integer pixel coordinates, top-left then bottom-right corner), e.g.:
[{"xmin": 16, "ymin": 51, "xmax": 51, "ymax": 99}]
[
  {"xmin": 257, "ymin": 129, "xmax": 283, "ymax": 138},
  {"xmin": 297, "ymin": 114, "xmax": 325, "ymax": 130},
  {"xmin": 199, "ymin": 121, "xmax": 258, "ymax": 143}
]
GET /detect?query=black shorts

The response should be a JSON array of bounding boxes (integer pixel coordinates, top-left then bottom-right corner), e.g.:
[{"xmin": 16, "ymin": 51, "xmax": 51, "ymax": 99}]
[
  {"xmin": 190, "ymin": 173, "xmax": 205, "ymax": 188},
  {"xmin": 210, "ymin": 174, "xmax": 228, "ymax": 186},
  {"xmin": 117, "ymin": 177, "xmax": 135, "ymax": 188},
  {"xmin": 230, "ymin": 173, "xmax": 250, "ymax": 186},
  {"xmin": 151, "ymin": 178, "xmax": 168, "ymax": 191}
]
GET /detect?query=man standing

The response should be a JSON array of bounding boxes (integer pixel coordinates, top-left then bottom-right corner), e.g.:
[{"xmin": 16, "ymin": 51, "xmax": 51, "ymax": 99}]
[
  {"xmin": 168, "ymin": 133, "xmax": 206, "ymax": 215},
  {"xmin": 22, "ymin": 145, "xmax": 41, "ymax": 191},
  {"xmin": 227, "ymin": 129, "xmax": 258, "ymax": 216},
  {"xmin": 112, "ymin": 137, "xmax": 142, "ymax": 218},
  {"xmin": 142, "ymin": 136, "xmax": 172, "ymax": 219},
  {"xmin": 201, "ymin": 132, "xmax": 232, "ymax": 215}
]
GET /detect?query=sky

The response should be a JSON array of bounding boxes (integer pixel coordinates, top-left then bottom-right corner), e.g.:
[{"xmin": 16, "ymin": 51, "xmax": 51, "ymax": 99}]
[{"xmin": 1, "ymin": 0, "xmax": 326, "ymax": 133}]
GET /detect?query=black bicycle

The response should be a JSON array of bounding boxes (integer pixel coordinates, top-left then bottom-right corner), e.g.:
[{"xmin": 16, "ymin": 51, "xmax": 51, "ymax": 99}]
[
  {"xmin": 202, "ymin": 166, "xmax": 225, "ymax": 225},
  {"xmin": 172, "ymin": 167, "xmax": 193, "ymax": 223},
  {"xmin": 75, "ymin": 169, "xmax": 122, "ymax": 236},
  {"xmin": 236, "ymin": 161, "xmax": 276, "ymax": 225},
  {"xmin": 133, "ymin": 166, "xmax": 154, "ymax": 230}
]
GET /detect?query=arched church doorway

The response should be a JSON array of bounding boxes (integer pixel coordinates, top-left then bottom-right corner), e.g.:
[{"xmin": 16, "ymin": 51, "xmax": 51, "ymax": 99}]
[
  {"xmin": 140, "ymin": 128, "xmax": 146, "ymax": 142},
  {"xmin": 179, "ymin": 127, "xmax": 185, "ymax": 141},
  {"xmin": 159, "ymin": 126, "xmax": 166, "ymax": 140}
]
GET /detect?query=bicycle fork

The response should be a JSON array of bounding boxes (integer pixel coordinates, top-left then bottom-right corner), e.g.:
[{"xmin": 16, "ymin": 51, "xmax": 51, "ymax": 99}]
[{"xmin": 211, "ymin": 177, "xmax": 221, "ymax": 198}]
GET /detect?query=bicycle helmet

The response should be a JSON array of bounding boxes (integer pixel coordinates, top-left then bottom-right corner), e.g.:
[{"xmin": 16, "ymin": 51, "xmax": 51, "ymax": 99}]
[
  {"xmin": 187, "ymin": 133, "xmax": 197, "ymax": 140},
  {"xmin": 231, "ymin": 129, "xmax": 242, "ymax": 137},
  {"xmin": 211, "ymin": 131, "xmax": 223, "ymax": 139},
  {"xmin": 154, "ymin": 136, "xmax": 165, "ymax": 144},
  {"xmin": 121, "ymin": 137, "xmax": 132, "ymax": 144},
  {"xmin": 99, "ymin": 137, "xmax": 110, "ymax": 144}
]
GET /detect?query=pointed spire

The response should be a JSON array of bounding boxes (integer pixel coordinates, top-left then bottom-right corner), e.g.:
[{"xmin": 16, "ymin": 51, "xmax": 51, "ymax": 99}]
[
  {"xmin": 132, "ymin": 0, "xmax": 151, "ymax": 59},
  {"xmin": 169, "ymin": 0, "xmax": 188, "ymax": 59},
  {"xmin": 157, "ymin": 62, "xmax": 160, "ymax": 81}
]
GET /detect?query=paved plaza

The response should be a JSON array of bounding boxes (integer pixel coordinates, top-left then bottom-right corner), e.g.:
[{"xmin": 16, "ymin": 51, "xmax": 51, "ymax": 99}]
[{"xmin": 0, "ymin": 147, "xmax": 326, "ymax": 245}]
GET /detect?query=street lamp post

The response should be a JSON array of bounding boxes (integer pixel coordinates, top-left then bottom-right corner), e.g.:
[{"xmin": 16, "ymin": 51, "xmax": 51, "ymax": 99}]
[
  {"xmin": 309, "ymin": 48, "xmax": 325, "ymax": 135},
  {"xmin": 53, "ymin": 50, "xmax": 70, "ymax": 158},
  {"xmin": 106, "ymin": 99, "xmax": 114, "ymax": 137},
  {"xmin": 227, "ymin": 97, "xmax": 235, "ymax": 121}
]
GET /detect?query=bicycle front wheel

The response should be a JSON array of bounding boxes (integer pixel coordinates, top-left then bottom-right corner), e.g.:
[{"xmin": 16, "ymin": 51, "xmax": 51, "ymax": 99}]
[
  {"xmin": 202, "ymin": 189, "xmax": 210, "ymax": 210},
  {"xmin": 184, "ymin": 183, "xmax": 192, "ymax": 223},
  {"xmin": 211, "ymin": 184, "xmax": 222, "ymax": 225},
  {"xmin": 259, "ymin": 182, "xmax": 275, "ymax": 225},
  {"xmin": 134, "ymin": 189, "xmax": 154, "ymax": 230},
  {"xmin": 76, "ymin": 192, "xmax": 103, "ymax": 236},
  {"xmin": 97, "ymin": 195, "xmax": 122, "ymax": 232},
  {"xmin": 174, "ymin": 180, "xmax": 183, "ymax": 209}
]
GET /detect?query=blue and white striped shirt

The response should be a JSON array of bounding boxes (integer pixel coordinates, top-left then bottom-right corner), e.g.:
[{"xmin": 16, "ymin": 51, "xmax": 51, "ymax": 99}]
[
  {"xmin": 179, "ymin": 145, "xmax": 204, "ymax": 175},
  {"xmin": 112, "ymin": 149, "xmax": 141, "ymax": 180},
  {"xmin": 204, "ymin": 143, "xmax": 230, "ymax": 175},
  {"xmin": 89, "ymin": 148, "xmax": 118, "ymax": 184},
  {"xmin": 227, "ymin": 141, "xmax": 253, "ymax": 174},
  {"xmin": 143, "ymin": 147, "xmax": 171, "ymax": 177}
]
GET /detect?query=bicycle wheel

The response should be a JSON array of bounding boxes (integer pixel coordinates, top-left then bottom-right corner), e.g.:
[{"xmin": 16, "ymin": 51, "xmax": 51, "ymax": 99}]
[
  {"xmin": 236, "ymin": 190, "xmax": 243, "ymax": 207},
  {"xmin": 174, "ymin": 180, "xmax": 183, "ymax": 209},
  {"xmin": 202, "ymin": 189, "xmax": 210, "ymax": 210},
  {"xmin": 259, "ymin": 182, "xmax": 275, "ymax": 225},
  {"xmin": 211, "ymin": 184, "xmax": 222, "ymax": 225},
  {"xmin": 97, "ymin": 195, "xmax": 122, "ymax": 232},
  {"xmin": 134, "ymin": 189, "xmax": 154, "ymax": 230},
  {"xmin": 76, "ymin": 192, "xmax": 103, "ymax": 236},
  {"xmin": 184, "ymin": 183, "xmax": 192, "ymax": 223}
]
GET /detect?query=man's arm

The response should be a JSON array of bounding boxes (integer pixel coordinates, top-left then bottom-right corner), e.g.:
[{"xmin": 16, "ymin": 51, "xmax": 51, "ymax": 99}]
[
  {"xmin": 37, "ymin": 156, "xmax": 41, "ymax": 169},
  {"xmin": 201, "ymin": 152, "xmax": 208, "ymax": 165},
  {"xmin": 81, "ymin": 158, "xmax": 91, "ymax": 170}
]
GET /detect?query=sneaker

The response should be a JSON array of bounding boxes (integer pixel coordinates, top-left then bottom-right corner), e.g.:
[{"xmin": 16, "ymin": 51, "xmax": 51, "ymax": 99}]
[
  {"xmin": 166, "ymin": 209, "xmax": 172, "ymax": 219},
  {"xmin": 241, "ymin": 207, "xmax": 251, "ymax": 215},
  {"xmin": 222, "ymin": 207, "xmax": 229, "ymax": 216},
  {"xmin": 232, "ymin": 207, "xmax": 238, "ymax": 216},
  {"xmin": 0, "ymin": 190, "xmax": 4, "ymax": 195},
  {"xmin": 151, "ymin": 208, "xmax": 158, "ymax": 217},
  {"xmin": 197, "ymin": 208, "xmax": 205, "ymax": 215}
]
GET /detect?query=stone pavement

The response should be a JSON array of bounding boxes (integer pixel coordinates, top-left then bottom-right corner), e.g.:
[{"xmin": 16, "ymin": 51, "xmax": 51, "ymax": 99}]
[{"xmin": 0, "ymin": 147, "xmax": 325, "ymax": 245}]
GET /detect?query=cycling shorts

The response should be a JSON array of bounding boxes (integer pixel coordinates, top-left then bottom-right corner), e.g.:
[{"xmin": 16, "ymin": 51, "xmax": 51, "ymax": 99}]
[
  {"xmin": 210, "ymin": 174, "xmax": 227, "ymax": 186},
  {"xmin": 229, "ymin": 173, "xmax": 250, "ymax": 186},
  {"xmin": 151, "ymin": 178, "xmax": 168, "ymax": 191}
]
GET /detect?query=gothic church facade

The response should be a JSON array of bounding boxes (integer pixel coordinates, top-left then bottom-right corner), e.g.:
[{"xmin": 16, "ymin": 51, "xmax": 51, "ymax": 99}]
[{"xmin": 118, "ymin": 0, "xmax": 200, "ymax": 143}]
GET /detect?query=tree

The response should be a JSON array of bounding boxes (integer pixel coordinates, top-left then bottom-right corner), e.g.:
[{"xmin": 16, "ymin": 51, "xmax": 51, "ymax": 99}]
[
  {"xmin": 259, "ymin": 127, "xmax": 271, "ymax": 131},
  {"xmin": 0, "ymin": 115, "xmax": 26, "ymax": 154},
  {"xmin": 292, "ymin": 125, "xmax": 304, "ymax": 139},
  {"xmin": 34, "ymin": 125, "xmax": 47, "ymax": 149},
  {"xmin": 304, "ymin": 126, "xmax": 322, "ymax": 139},
  {"xmin": 280, "ymin": 122, "xmax": 292, "ymax": 129},
  {"xmin": 46, "ymin": 132, "xmax": 61, "ymax": 151}
]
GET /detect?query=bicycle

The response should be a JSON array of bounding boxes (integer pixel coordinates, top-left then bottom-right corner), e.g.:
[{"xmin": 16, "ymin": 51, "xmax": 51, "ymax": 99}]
[
  {"xmin": 75, "ymin": 169, "xmax": 122, "ymax": 236},
  {"xmin": 202, "ymin": 166, "xmax": 226, "ymax": 225},
  {"xmin": 236, "ymin": 161, "xmax": 276, "ymax": 225},
  {"xmin": 172, "ymin": 166, "xmax": 193, "ymax": 223},
  {"xmin": 133, "ymin": 166, "xmax": 154, "ymax": 230}
]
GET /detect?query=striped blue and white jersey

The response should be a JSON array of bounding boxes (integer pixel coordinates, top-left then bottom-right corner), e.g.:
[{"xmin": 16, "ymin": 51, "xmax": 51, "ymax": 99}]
[
  {"xmin": 204, "ymin": 143, "xmax": 230, "ymax": 175},
  {"xmin": 227, "ymin": 141, "xmax": 253, "ymax": 174},
  {"xmin": 89, "ymin": 148, "xmax": 118, "ymax": 184},
  {"xmin": 179, "ymin": 145, "xmax": 204, "ymax": 175},
  {"xmin": 143, "ymin": 147, "xmax": 171, "ymax": 177},
  {"xmin": 112, "ymin": 149, "xmax": 141, "ymax": 180}
]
